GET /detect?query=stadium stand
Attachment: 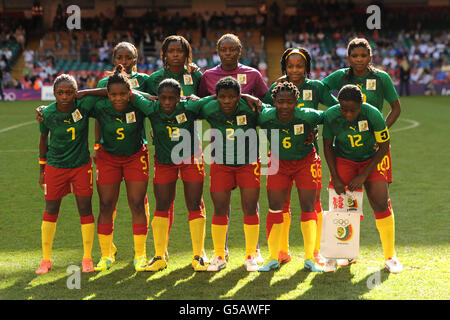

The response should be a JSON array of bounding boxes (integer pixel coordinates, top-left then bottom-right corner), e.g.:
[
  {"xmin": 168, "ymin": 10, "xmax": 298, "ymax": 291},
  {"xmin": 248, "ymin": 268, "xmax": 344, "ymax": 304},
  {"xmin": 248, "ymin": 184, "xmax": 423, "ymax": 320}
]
[{"xmin": 1, "ymin": 1, "xmax": 448, "ymax": 94}]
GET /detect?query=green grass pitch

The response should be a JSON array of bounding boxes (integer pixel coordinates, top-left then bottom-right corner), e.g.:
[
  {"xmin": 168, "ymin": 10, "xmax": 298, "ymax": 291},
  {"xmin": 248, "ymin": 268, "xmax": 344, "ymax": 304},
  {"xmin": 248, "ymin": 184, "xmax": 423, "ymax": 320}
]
[{"xmin": 0, "ymin": 96, "xmax": 449, "ymax": 300}]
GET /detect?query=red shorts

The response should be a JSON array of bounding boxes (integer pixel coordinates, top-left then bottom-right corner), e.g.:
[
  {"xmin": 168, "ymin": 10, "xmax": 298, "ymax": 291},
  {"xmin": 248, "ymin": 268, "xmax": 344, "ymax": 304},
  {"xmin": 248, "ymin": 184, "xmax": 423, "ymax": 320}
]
[
  {"xmin": 210, "ymin": 160, "xmax": 261, "ymax": 192},
  {"xmin": 153, "ymin": 154, "xmax": 205, "ymax": 184},
  {"xmin": 96, "ymin": 145, "xmax": 149, "ymax": 185},
  {"xmin": 328, "ymin": 156, "xmax": 388, "ymax": 188},
  {"xmin": 267, "ymin": 150, "xmax": 319, "ymax": 191},
  {"xmin": 44, "ymin": 159, "xmax": 93, "ymax": 200}
]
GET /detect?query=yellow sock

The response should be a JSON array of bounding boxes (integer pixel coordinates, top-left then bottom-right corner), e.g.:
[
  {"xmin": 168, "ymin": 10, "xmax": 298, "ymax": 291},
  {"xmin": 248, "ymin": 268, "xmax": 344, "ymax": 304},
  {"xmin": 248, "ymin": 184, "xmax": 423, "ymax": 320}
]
[
  {"xmin": 375, "ymin": 212, "xmax": 395, "ymax": 260},
  {"xmin": 301, "ymin": 217, "xmax": 317, "ymax": 261},
  {"xmin": 314, "ymin": 210, "xmax": 323, "ymax": 253},
  {"xmin": 80, "ymin": 221, "xmax": 95, "ymax": 259},
  {"xmin": 189, "ymin": 216, "xmax": 206, "ymax": 257},
  {"xmin": 98, "ymin": 233, "xmax": 113, "ymax": 258},
  {"xmin": 41, "ymin": 220, "xmax": 57, "ymax": 261},
  {"xmin": 133, "ymin": 235, "xmax": 147, "ymax": 258},
  {"xmin": 268, "ymin": 223, "xmax": 283, "ymax": 260},
  {"xmin": 151, "ymin": 215, "xmax": 169, "ymax": 257},
  {"xmin": 211, "ymin": 215, "xmax": 228, "ymax": 259},
  {"xmin": 243, "ymin": 215, "xmax": 260, "ymax": 257},
  {"xmin": 279, "ymin": 211, "xmax": 291, "ymax": 253}
]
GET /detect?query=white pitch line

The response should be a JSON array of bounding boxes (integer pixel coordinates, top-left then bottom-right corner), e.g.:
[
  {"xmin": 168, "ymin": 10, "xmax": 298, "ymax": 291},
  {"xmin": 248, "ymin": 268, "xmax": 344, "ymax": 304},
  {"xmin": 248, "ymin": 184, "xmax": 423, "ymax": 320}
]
[
  {"xmin": 0, "ymin": 121, "xmax": 35, "ymax": 133},
  {"xmin": 390, "ymin": 118, "xmax": 420, "ymax": 133}
]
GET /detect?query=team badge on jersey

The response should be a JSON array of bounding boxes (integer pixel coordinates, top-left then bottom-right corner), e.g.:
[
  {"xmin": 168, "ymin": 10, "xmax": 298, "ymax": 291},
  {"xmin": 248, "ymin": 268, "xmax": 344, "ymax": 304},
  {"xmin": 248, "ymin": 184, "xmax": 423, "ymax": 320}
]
[
  {"xmin": 294, "ymin": 124, "xmax": 304, "ymax": 135},
  {"xmin": 126, "ymin": 112, "xmax": 136, "ymax": 124},
  {"xmin": 237, "ymin": 74, "xmax": 247, "ymax": 85},
  {"xmin": 183, "ymin": 74, "xmax": 193, "ymax": 85},
  {"xmin": 129, "ymin": 78, "xmax": 139, "ymax": 89},
  {"xmin": 236, "ymin": 115, "xmax": 247, "ymax": 125},
  {"xmin": 358, "ymin": 120, "xmax": 369, "ymax": 132},
  {"xmin": 176, "ymin": 113, "xmax": 187, "ymax": 124},
  {"xmin": 366, "ymin": 79, "xmax": 376, "ymax": 90},
  {"xmin": 72, "ymin": 109, "xmax": 83, "ymax": 122},
  {"xmin": 302, "ymin": 90, "xmax": 313, "ymax": 101}
]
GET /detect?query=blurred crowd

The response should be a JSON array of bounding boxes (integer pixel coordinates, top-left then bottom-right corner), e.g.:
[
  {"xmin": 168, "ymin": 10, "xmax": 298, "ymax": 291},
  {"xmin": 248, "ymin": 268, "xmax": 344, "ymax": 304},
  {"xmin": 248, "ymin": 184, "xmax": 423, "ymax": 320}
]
[{"xmin": 1, "ymin": 2, "xmax": 448, "ymax": 94}]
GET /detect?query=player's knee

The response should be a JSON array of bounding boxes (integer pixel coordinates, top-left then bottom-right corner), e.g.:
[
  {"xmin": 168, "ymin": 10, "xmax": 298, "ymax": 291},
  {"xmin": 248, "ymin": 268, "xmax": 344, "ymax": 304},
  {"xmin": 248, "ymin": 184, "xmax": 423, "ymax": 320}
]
[
  {"xmin": 45, "ymin": 201, "xmax": 60, "ymax": 215},
  {"xmin": 372, "ymin": 201, "xmax": 388, "ymax": 213},
  {"xmin": 99, "ymin": 199, "xmax": 116, "ymax": 214},
  {"xmin": 242, "ymin": 201, "xmax": 258, "ymax": 216},
  {"xmin": 128, "ymin": 197, "xmax": 146, "ymax": 213}
]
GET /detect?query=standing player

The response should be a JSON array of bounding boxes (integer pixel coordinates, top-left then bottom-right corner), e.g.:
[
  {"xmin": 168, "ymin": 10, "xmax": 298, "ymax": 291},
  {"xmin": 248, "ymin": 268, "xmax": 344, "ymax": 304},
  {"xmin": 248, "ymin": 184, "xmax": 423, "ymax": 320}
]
[
  {"xmin": 263, "ymin": 47, "xmax": 338, "ymax": 266},
  {"xmin": 258, "ymin": 82, "xmax": 324, "ymax": 272},
  {"xmin": 95, "ymin": 41, "xmax": 152, "ymax": 263},
  {"xmin": 130, "ymin": 79, "xmax": 214, "ymax": 272},
  {"xmin": 36, "ymin": 75, "xmax": 96, "ymax": 274},
  {"xmin": 145, "ymin": 35, "xmax": 204, "ymax": 261},
  {"xmin": 321, "ymin": 37, "xmax": 401, "ymax": 267},
  {"xmin": 198, "ymin": 33, "xmax": 268, "ymax": 99},
  {"xmin": 190, "ymin": 77, "xmax": 262, "ymax": 272},
  {"xmin": 146, "ymin": 35, "xmax": 202, "ymax": 98},
  {"xmin": 86, "ymin": 65, "xmax": 151, "ymax": 272},
  {"xmin": 198, "ymin": 34, "xmax": 268, "ymax": 263},
  {"xmin": 322, "ymin": 85, "xmax": 402, "ymax": 273}
]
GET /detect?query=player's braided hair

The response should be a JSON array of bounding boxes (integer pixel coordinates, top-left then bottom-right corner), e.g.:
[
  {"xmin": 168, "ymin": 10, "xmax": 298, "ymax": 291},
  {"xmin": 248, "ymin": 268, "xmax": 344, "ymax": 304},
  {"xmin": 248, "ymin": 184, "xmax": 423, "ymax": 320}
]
[
  {"xmin": 161, "ymin": 35, "xmax": 193, "ymax": 72},
  {"xmin": 158, "ymin": 78, "xmax": 181, "ymax": 97},
  {"xmin": 216, "ymin": 33, "xmax": 242, "ymax": 50},
  {"xmin": 107, "ymin": 64, "xmax": 131, "ymax": 91},
  {"xmin": 280, "ymin": 47, "xmax": 312, "ymax": 78},
  {"xmin": 337, "ymin": 84, "xmax": 363, "ymax": 104},
  {"xmin": 112, "ymin": 41, "xmax": 138, "ymax": 73},
  {"xmin": 53, "ymin": 74, "xmax": 78, "ymax": 92},
  {"xmin": 271, "ymin": 81, "xmax": 300, "ymax": 101},
  {"xmin": 215, "ymin": 76, "xmax": 241, "ymax": 96},
  {"xmin": 346, "ymin": 38, "xmax": 375, "ymax": 79}
]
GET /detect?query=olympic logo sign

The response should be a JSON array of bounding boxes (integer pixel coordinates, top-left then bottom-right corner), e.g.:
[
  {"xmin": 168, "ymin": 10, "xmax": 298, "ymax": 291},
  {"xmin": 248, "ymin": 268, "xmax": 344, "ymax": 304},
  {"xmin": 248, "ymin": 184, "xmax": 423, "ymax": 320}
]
[{"xmin": 333, "ymin": 218, "xmax": 350, "ymax": 226}]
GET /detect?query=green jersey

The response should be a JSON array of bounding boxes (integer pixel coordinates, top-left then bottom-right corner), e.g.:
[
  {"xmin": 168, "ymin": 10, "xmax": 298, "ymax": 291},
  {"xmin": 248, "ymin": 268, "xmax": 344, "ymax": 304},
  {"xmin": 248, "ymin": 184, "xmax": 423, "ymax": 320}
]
[
  {"xmin": 263, "ymin": 78, "xmax": 338, "ymax": 109},
  {"xmin": 322, "ymin": 103, "xmax": 390, "ymax": 162},
  {"xmin": 321, "ymin": 67, "xmax": 399, "ymax": 112},
  {"xmin": 189, "ymin": 98, "xmax": 259, "ymax": 166},
  {"xmin": 258, "ymin": 104, "xmax": 324, "ymax": 160},
  {"xmin": 39, "ymin": 97, "xmax": 94, "ymax": 168},
  {"xmin": 85, "ymin": 97, "xmax": 147, "ymax": 156},
  {"xmin": 97, "ymin": 71, "xmax": 150, "ymax": 144},
  {"xmin": 132, "ymin": 94, "xmax": 214, "ymax": 164},
  {"xmin": 146, "ymin": 67, "xmax": 203, "ymax": 97}
]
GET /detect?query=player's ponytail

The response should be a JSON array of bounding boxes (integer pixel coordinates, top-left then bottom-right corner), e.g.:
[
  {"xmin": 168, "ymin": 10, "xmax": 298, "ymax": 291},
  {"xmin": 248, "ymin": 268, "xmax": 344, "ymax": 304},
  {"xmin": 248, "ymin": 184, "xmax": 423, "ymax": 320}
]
[{"xmin": 107, "ymin": 64, "xmax": 131, "ymax": 91}]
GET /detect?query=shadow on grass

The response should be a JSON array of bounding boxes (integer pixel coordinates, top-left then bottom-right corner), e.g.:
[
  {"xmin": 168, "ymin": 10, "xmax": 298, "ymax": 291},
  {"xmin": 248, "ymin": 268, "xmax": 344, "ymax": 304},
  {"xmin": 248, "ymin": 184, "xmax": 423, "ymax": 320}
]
[{"xmin": 297, "ymin": 266, "xmax": 390, "ymax": 300}]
